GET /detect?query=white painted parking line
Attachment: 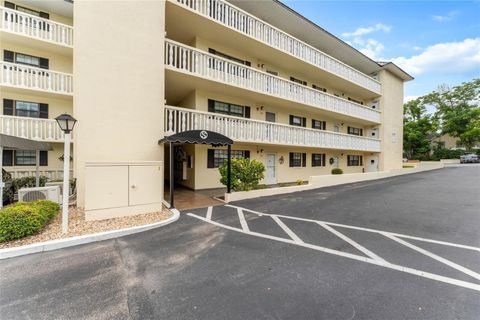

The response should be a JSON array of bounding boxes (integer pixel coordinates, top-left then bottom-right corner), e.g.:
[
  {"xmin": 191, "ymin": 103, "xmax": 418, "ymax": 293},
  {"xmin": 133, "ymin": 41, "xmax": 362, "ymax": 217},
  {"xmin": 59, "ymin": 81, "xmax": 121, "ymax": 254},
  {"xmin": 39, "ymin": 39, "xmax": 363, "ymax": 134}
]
[
  {"xmin": 271, "ymin": 215, "xmax": 303, "ymax": 244},
  {"xmin": 225, "ymin": 204, "xmax": 480, "ymax": 253},
  {"xmin": 317, "ymin": 222, "xmax": 386, "ymax": 262},
  {"xmin": 187, "ymin": 212, "xmax": 480, "ymax": 292},
  {"xmin": 382, "ymin": 233, "xmax": 480, "ymax": 281},
  {"xmin": 237, "ymin": 208, "xmax": 250, "ymax": 232},
  {"xmin": 206, "ymin": 206, "xmax": 213, "ymax": 220}
]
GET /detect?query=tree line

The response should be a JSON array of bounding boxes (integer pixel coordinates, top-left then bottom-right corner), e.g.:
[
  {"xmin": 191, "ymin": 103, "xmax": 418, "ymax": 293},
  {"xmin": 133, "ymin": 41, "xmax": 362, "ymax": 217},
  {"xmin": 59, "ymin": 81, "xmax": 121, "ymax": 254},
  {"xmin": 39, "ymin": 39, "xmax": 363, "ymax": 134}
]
[{"xmin": 403, "ymin": 78, "xmax": 480, "ymax": 160}]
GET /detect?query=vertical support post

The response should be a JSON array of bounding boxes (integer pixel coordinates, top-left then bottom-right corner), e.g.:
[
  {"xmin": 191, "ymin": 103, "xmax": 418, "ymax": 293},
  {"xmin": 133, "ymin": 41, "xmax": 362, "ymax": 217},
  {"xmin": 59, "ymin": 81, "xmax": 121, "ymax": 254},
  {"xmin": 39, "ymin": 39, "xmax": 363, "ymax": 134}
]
[
  {"xmin": 35, "ymin": 149, "xmax": 40, "ymax": 187},
  {"xmin": 0, "ymin": 146, "xmax": 3, "ymax": 209},
  {"xmin": 169, "ymin": 141, "xmax": 174, "ymax": 208},
  {"xmin": 62, "ymin": 133, "xmax": 71, "ymax": 234},
  {"xmin": 227, "ymin": 144, "xmax": 231, "ymax": 194}
]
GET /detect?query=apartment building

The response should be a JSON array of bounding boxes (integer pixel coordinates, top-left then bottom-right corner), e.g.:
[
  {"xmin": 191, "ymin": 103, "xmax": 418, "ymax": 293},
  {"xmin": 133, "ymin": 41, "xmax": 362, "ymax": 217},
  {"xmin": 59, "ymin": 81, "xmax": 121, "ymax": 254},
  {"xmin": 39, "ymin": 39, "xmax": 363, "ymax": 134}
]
[{"xmin": 1, "ymin": 0, "xmax": 412, "ymax": 219}]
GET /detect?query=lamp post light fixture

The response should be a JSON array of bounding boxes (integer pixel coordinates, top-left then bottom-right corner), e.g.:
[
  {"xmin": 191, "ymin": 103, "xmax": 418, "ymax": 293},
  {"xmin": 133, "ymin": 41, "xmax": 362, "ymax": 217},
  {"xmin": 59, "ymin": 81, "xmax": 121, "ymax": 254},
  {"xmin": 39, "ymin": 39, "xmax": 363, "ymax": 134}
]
[{"xmin": 55, "ymin": 113, "xmax": 77, "ymax": 234}]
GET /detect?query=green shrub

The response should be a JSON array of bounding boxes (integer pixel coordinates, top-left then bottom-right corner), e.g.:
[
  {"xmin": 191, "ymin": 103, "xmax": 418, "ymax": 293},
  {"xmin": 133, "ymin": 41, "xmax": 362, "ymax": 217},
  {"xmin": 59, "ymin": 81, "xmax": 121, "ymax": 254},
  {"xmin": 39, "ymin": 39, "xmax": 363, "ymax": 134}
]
[
  {"xmin": 12, "ymin": 176, "xmax": 48, "ymax": 193},
  {"xmin": 402, "ymin": 165, "xmax": 414, "ymax": 168},
  {"xmin": 331, "ymin": 168, "xmax": 343, "ymax": 175},
  {"xmin": 219, "ymin": 158, "xmax": 265, "ymax": 191},
  {"xmin": 0, "ymin": 200, "xmax": 60, "ymax": 242}
]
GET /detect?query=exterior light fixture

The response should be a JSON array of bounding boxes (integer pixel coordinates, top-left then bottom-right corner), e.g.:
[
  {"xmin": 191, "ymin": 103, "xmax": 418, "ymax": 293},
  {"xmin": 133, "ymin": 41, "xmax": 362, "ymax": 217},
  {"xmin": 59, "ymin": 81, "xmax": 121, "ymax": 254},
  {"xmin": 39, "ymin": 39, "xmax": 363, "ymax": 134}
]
[{"xmin": 55, "ymin": 113, "xmax": 77, "ymax": 234}]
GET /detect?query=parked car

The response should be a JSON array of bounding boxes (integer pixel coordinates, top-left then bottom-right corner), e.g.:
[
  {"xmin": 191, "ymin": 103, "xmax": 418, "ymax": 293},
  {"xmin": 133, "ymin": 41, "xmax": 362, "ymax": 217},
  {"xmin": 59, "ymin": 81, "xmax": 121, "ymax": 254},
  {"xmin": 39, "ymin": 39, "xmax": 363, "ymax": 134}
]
[{"xmin": 460, "ymin": 153, "xmax": 480, "ymax": 163}]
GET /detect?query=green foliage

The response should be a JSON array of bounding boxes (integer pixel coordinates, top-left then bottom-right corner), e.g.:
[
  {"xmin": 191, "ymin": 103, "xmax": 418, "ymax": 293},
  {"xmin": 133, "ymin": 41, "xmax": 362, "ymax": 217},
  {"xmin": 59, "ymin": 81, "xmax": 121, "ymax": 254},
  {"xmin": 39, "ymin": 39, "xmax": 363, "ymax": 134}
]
[
  {"xmin": 331, "ymin": 168, "xmax": 343, "ymax": 175},
  {"xmin": 402, "ymin": 165, "xmax": 414, "ymax": 168},
  {"xmin": 219, "ymin": 158, "xmax": 265, "ymax": 191},
  {"xmin": 0, "ymin": 200, "xmax": 60, "ymax": 242},
  {"xmin": 403, "ymin": 99, "xmax": 437, "ymax": 160},
  {"xmin": 12, "ymin": 176, "xmax": 48, "ymax": 193},
  {"xmin": 430, "ymin": 147, "xmax": 465, "ymax": 160}
]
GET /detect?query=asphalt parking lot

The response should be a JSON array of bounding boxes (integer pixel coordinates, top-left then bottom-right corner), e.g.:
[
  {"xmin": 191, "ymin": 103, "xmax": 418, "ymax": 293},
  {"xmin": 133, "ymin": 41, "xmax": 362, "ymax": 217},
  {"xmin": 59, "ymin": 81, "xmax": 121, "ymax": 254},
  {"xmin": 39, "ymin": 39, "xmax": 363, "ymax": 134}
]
[{"xmin": 0, "ymin": 165, "xmax": 479, "ymax": 319}]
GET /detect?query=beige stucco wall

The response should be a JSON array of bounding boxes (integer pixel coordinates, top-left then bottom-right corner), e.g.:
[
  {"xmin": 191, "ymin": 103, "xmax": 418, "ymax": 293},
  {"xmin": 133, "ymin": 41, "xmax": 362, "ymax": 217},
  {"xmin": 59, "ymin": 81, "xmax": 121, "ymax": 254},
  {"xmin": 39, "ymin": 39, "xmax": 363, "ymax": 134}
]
[
  {"xmin": 0, "ymin": 42, "xmax": 73, "ymax": 73},
  {"xmin": 185, "ymin": 143, "xmax": 368, "ymax": 189},
  {"xmin": 74, "ymin": 0, "xmax": 166, "ymax": 207},
  {"xmin": 378, "ymin": 69, "xmax": 404, "ymax": 171}
]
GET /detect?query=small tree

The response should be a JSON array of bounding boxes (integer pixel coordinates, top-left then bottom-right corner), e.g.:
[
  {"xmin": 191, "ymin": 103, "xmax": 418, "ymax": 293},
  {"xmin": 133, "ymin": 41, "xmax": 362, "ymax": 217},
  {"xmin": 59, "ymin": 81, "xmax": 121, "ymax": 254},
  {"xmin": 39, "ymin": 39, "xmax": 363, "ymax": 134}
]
[{"xmin": 219, "ymin": 158, "xmax": 265, "ymax": 191}]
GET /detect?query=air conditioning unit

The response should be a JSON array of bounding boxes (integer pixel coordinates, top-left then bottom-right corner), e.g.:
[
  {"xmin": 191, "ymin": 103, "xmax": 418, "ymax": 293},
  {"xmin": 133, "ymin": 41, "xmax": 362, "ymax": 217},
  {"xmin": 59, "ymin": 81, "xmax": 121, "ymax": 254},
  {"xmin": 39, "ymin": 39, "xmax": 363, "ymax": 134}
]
[{"xmin": 18, "ymin": 186, "xmax": 61, "ymax": 204}]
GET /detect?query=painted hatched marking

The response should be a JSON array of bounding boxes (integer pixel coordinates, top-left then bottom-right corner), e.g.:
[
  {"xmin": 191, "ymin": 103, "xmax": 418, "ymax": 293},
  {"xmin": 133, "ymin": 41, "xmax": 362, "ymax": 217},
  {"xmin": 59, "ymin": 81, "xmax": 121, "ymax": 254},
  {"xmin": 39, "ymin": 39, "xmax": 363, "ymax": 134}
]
[
  {"xmin": 382, "ymin": 232, "xmax": 480, "ymax": 281},
  {"xmin": 271, "ymin": 215, "xmax": 303, "ymax": 244},
  {"xmin": 187, "ymin": 212, "xmax": 480, "ymax": 292},
  {"xmin": 206, "ymin": 206, "xmax": 213, "ymax": 220},
  {"xmin": 237, "ymin": 208, "xmax": 250, "ymax": 232},
  {"xmin": 317, "ymin": 221, "xmax": 386, "ymax": 262}
]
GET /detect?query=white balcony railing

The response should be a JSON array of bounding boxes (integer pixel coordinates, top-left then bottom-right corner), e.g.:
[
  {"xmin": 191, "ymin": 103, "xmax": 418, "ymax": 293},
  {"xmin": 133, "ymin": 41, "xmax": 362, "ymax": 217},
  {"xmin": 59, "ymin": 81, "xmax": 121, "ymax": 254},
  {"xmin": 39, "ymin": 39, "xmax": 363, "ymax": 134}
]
[
  {"xmin": 165, "ymin": 106, "xmax": 381, "ymax": 152},
  {"xmin": 8, "ymin": 169, "xmax": 73, "ymax": 180},
  {"xmin": 0, "ymin": 62, "xmax": 73, "ymax": 95},
  {"xmin": 0, "ymin": 6, "xmax": 73, "ymax": 47},
  {"xmin": 165, "ymin": 40, "xmax": 381, "ymax": 123},
  {"xmin": 0, "ymin": 115, "xmax": 66, "ymax": 142},
  {"xmin": 171, "ymin": 0, "xmax": 381, "ymax": 94}
]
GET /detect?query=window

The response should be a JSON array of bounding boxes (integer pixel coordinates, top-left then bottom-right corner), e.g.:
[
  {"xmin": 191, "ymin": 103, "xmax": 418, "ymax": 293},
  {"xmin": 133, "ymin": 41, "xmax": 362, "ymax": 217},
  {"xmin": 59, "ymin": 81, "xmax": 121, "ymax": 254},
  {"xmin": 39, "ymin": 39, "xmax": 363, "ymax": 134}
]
[
  {"xmin": 208, "ymin": 99, "xmax": 250, "ymax": 118},
  {"xmin": 266, "ymin": 70, "xmax": 278, "ymax": 76},
  {"xmin": 312, "ymin": 154, "xmax": 326, "ymax": 167},
  {"xmin": 290, "ymin": 76, "xmax": 307, "ymax": 86},
  {"xmin": 5, "ymin": 150, "xmax": 48, "ymax": 166},
  {"xmin": 289, "ymin": 115, "xmax": 306, "ymax": 127},
  {"xmin": 207, "ymin": 149, "xmax": 250, "ymax": 168},
  {"xmin": 312, "ymin": 119, "xmax": 326, "ymax": 130},
  {"xmin": 4, "ymin": 50, "xmax": 49, "ymax": 69},
  {"xmin": 348, "ymin": 97, "xmax": 364, "ymax": 105},
  {"xmin": 312, "ymin": 84, "xmax": 327, "ymax": 93},
  {"xmin": 208, "ymin": 48, "xmax": 251, "ymax": 66},
  {"xmin": 3, "ymin": 99, "xmax": 48, "ymax": 118},
  {"xmin": 289, "ymin": 152, "xmax": 306, "ymax": 167},
  {"xmin": 347, "ymin": 155, "xmax": 363, "ymax": 166},
  {"xmin": 348, "ymin": 126, "xmax": 363, "ymax": 136}
]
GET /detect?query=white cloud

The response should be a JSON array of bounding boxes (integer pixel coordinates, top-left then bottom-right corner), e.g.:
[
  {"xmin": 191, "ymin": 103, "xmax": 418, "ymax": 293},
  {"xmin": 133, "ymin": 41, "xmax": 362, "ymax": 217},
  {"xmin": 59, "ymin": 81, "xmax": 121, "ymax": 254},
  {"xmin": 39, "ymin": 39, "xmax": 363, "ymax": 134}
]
[
  {"xmin": 342, "ymin": 23, "xmax": 391, "ymax": 59},
  {"xmin": 342, "ymin": 23, "xmax": 392, "ymax": 38},
  {"xmin": 432, "ymin": 10, "xmax": 459, "ymax": 22},
  {"xmin": 390, "ymin": 38, "xmax": 480, "ymax": 76},
  {"xmin": 358, "ymin": 39, "xmax": 385, "ymax": 59}
]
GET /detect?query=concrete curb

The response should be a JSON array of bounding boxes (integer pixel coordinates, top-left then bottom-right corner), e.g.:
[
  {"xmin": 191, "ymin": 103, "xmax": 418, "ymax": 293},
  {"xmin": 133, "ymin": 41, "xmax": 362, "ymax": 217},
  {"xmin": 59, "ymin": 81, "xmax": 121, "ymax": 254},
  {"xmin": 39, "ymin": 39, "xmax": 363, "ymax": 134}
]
[{"xmin": 0, "ymin": 208, "xmax": 180, "ymax": 260}]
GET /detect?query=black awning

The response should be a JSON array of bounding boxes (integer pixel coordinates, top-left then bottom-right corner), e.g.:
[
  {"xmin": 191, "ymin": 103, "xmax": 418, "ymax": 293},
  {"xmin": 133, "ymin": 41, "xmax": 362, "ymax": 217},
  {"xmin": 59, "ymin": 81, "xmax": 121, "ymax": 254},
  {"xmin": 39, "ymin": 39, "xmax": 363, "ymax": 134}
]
[{"xmin": 158, "ymin": 130, "xmax": 233, "ymax": 147}]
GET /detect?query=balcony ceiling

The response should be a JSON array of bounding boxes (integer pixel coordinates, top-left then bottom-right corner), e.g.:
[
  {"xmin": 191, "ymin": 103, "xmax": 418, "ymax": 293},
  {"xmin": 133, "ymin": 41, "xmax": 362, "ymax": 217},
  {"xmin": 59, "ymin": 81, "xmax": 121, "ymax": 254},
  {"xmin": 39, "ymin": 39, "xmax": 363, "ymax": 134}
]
[
  {"xmin": 227, "ymin": 0, "xmax": 381, "ymax": 76},
  {"xmin": 14, "ymin": 0, "xmax": 73, "ymax": 18}
]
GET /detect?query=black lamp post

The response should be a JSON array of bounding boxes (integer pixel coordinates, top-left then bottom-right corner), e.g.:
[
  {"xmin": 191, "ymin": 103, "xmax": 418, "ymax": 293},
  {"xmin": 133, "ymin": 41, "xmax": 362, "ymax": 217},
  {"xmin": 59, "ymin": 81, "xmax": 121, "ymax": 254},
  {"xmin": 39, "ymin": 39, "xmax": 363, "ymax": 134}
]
[{"xmin": 55, "ymin": 113, "xmax": 77, "ymax": 234}]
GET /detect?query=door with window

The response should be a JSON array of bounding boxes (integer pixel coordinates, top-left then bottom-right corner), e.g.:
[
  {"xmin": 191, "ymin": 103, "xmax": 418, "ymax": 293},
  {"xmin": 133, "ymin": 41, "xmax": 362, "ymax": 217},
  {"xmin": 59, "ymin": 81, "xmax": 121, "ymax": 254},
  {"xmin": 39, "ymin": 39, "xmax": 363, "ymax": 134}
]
[
  {"xmin": 367, "ymin": 156, "xmax": 379, "ymax": 172},
  {"xmin": 265, "ymin": 154, "xmax": 277, "ymax": 185}
]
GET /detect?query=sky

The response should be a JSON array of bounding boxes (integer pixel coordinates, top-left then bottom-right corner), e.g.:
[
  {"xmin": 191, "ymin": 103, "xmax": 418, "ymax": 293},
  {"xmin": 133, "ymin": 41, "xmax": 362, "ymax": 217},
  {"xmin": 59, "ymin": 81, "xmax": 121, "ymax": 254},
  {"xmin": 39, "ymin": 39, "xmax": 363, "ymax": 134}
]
[{"xmin": 281, "ymin": 0, "xmax": 480, "ymax": 102}]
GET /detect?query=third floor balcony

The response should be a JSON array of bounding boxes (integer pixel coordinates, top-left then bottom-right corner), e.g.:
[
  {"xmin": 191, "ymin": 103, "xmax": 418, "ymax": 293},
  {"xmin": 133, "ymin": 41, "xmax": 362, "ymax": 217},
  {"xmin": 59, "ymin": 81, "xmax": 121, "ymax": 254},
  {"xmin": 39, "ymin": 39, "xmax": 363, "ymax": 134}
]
[
  {"xmin": 165, "ymin": 40, "xmax": 381, "ymax": 124},
  {"xmin": 167, "ymin": 0, "xmax": 381, "ymax": 96},
  {"xmin": 0, "ymin": 114, "xmax": 67, "ymax": 142}
]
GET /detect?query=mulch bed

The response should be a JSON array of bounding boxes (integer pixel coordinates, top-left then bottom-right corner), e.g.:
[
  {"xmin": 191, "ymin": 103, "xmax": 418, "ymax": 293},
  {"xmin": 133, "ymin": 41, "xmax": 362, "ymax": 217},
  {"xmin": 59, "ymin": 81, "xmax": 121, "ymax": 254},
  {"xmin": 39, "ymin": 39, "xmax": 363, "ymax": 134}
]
[{"xmin": 0, "ymin": 207, "xmax": 172, "ymax": 249}]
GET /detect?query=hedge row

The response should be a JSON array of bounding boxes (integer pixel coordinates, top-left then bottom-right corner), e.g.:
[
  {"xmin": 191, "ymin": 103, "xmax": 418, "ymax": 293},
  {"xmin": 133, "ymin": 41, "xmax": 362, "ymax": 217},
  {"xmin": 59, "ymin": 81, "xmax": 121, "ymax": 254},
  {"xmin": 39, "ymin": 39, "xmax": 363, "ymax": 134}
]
[{"xmin": 0, "ymin": 200, "xmax": 60, "ymax": 242}]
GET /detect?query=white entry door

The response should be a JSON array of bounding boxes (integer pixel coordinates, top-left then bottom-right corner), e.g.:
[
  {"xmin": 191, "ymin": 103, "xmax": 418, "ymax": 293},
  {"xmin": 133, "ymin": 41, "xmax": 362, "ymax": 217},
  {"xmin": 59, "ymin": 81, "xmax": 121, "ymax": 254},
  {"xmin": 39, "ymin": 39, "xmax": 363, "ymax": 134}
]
[
  {"xmin": 265, "ymin": 154, "xmax": 277, "ymax": 185},
  {"xmin": 367, "ymin": 156, "xmax": 379, "ymax": 172}
]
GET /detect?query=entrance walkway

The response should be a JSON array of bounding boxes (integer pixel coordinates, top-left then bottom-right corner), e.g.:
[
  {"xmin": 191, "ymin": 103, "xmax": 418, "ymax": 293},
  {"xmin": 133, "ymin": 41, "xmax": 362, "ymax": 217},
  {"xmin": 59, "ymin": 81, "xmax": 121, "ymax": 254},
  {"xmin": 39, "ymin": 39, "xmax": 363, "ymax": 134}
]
[{"xmin": 164, "ymin": 185, "xmax": 224, "ymax": 210}]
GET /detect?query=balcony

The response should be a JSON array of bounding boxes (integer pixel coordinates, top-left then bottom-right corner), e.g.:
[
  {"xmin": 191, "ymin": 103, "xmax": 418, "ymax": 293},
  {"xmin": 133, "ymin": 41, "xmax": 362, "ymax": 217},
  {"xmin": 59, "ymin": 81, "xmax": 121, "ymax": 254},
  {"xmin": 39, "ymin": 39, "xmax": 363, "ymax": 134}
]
[
  {"xmin": 0, "ymin": 115, "xmax": 66, "ymax": 142},
  {"xmin": 0, "ymin": 6, "xmax": 73, "ymax": 48},
  {"xmin": 169, "ymin": 0, "xmax": 381, "ymax": 94},
  {"xmin": 165, "ymin": 40, "xmax": 381, "ymax": 123},
  {"xmin": 0, "ymin": 62, "xmax": 73, "ymax": 96},
  {"xmin": 165, "ymin": 106, "xmax": 381, "ymax": 152}
]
